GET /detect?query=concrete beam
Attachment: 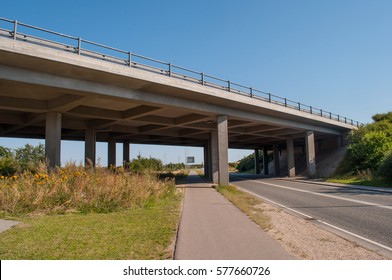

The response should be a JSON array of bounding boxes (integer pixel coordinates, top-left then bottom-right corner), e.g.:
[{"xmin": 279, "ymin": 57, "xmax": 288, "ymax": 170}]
[
  {"xmin": 217, "ymin": 115, "xmax": 229, "ymax": 185},
  {"xmin": 108, "ymin": 137, "xmax": 116, "ymax": 167},
  {"xmin": 305, "ymin": 131, "xmax": 316, "ymax": 176},
  {"xmin": 45, "ymin": 111, "xmax": 62, "ymax": 168},
  {"xmin": 85, "ymin": 128, "xmax": 96, "ymax": 166},
  {"xmin": 286, "ymin": 138, "xmax": 295, "ymax": 177}
]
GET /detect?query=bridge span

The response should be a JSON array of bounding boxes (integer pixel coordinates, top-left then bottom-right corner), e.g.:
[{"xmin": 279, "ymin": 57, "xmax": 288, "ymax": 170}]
[{"xmin": 0, "ymin": 19, "xmax": 358, "ymax": 185}]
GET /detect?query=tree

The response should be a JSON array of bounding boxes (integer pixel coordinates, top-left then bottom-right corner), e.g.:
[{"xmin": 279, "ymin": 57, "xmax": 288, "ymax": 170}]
[{"xmin": 14, "ymin": 144, "xmax": 46, "ymax": 172}]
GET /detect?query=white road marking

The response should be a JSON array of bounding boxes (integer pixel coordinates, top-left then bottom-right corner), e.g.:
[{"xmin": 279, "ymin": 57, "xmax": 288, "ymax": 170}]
[
  {"xmin": 244, "ymin": 178, "xmax": 392, "ymax": 211},
  {"xmin": 232, "ymin": 182, "xmax": 392, "ymax": 253}
]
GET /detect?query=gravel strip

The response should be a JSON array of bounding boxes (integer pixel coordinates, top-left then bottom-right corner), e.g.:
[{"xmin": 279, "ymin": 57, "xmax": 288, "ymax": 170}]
[{"xmin": 259, "ymin": 203, "xmax": 388, "ymax": 260}]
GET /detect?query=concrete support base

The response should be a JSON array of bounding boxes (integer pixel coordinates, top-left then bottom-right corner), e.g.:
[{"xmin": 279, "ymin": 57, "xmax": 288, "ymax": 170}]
[
  {"xmin": 108, "ymin": 138, "xmax": 116, "ymax": 167},
  {"xmin": 85, "ymin": 128, "xmax": 96, "ymax": 166},
  {"xmin": 45, "ymin": 111, "xmax": 62, "ymax": 168},
  {"xmin": 305, "ymin": 131, "xmax": 316, "ymax": 176},
  {"xmin": 286, "ymin": 138, "xmax": 295, "ymax": 177}
]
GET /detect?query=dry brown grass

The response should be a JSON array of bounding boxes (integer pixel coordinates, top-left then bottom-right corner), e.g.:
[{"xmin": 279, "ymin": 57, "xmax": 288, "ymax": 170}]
[{"xmin": 0, "ymin": 162, "xmax": 175, "ymax": 217}]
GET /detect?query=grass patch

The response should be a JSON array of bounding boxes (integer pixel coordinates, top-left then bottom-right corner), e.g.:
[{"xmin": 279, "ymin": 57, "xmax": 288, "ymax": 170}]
[
  {"xmin": 327, "ymin": 177, "xmax": 392, "ymax": 188},
  {"xmin": 216, "ymin": 185, "xmax": 271, "ymax": 230},
  {"xmin": 0, "ymin": 192, "xmax": 182, "ymax": 260}
]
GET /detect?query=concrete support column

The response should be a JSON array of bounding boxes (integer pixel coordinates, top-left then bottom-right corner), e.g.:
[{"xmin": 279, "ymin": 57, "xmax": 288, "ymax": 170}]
[
  {"xmin": 263, "ymin": 146, "xmax": 269, "ymax": 175},
  {"xmin": 305, "ymin": 131, "xmax": 316, "ymax": 176},
  {"xmin": 217, "ymin": 115, "xmax": 229, "ymax": 185},
  {"xmin": 45, "ymin": 111, "xmax": 62, "ymax": 168},
  {"xmin": 85, "ymin": 128, "xmax": 96, "ymax": 166},
  {"xmin": 211, "ymin": 130, "xmax": 219, "ymax": 184},
  {"xmin": 286, "ymin": 138, "xmax": 295, "ymax": 177},
  {"xmin": 123, "ymin": 141, "xmax": 130, "ymax": 164},
  {"xmin": 273, "ymin": 143, "xmax": 280, "ymax": 176},
  {"xmin": 108, "ymin": 137, "xmax": 116, "ymax": 167},
  {"xmin": 203, "ymin": 143, "xmax": 211, "ymax": 180},
  {"xmin": 254, "ymin": 149, "xmax": 261, "ymax": 174}
]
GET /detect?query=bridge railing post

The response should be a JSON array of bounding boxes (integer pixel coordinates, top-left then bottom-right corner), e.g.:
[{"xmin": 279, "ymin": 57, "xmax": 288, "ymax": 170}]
[
  {"xmin": 13, "ymin": 20, "xmax": 17, "ymax": 40},
  {"xmin": 250, "ymin": 87, "xmax": 253, "ymax": 97},
  {"xmin": 228, "ymin": 81, "xmax": 231, "ymax": 92},
  {"xmin": 128, "ymin": 52, "xmax": 132, "ymax": 67},
  {"xmin": 77, "ymin": 37, "xmax": 81, "ymax": 55},
  {"xmin": 168, "ymin": 63, "xmax": 172, "ymax": 77},
  {"xmin": 201, "ymin": 72, "xmax": 204, "ymax": 85}
]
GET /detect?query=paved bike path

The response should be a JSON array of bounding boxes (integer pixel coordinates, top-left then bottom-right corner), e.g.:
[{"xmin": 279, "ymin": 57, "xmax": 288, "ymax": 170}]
[{"xmin": 174, "ymin": 171, "xmax": 294, "ymax": 260}]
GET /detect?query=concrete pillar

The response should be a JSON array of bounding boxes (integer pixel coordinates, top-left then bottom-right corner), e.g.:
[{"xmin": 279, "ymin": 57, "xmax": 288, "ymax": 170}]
[
  {"xmin": 85, "ymin": 128, "xmax": 96, "ymax": 166},
  {"xmin": 45, "ymin": 111, "xmax": 62, "ymax": 168},
  {"xmin": 203, "ymin": 143, "xmax": 211, "ymax": 180},
  {"xmin": 211, "ymin": 130, "xmax": 219, "ymax": 184},
  {"xmin": 123, "ymin": 141, "xmax": 130, "ymax": 164},
  {"xmin": 305, "ymin": 131, "xmax": 316, "ymax": 176},
  {"xmin": 263, "ymin": 146, "xmax": 269, "ymax": 175},
  {"xmin": 286, "ymin": 138, "xmax": 295, "ymax": 177},
  {"xmin": 254, "ymin": 149, "xmax": 261, "ymax": 174},
  {"xmin": 273, "ymin": 143, "xmax": 280, "ymax": 176},
  {"xmin": 217, "ymin": 115, "xmax": 229, "ymax": 185},
  {"xmin": 108, "ymin": 137, "xmax": 116, "ymax": 167}
]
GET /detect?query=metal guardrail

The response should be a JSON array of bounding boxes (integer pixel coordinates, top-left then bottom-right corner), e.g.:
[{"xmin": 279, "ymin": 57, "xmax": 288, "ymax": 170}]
[{"xmin": 0, "ymin": 17, "xmax": 362, "ymax": 127}]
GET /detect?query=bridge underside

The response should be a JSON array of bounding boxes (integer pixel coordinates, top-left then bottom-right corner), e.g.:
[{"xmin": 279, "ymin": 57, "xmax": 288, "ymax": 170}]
[{"xmin": 0, "ymin": 37, "xmax": 353, "ymax": 184}]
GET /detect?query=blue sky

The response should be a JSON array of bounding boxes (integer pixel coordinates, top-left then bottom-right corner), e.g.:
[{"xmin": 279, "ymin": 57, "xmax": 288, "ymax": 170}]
[{"xmin": 1, "ymin": 0, "xmax": 391, "ymax": 165}]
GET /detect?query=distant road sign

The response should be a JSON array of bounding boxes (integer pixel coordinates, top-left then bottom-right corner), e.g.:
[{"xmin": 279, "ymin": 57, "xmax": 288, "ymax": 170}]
[{"xmin": 186, "ymin": 156, "xmax": 195, "ymax": 164}]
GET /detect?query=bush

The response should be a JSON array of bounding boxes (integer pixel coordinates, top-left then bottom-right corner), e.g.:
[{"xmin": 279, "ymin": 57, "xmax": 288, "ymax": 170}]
[
  {"xmin": 378, "ymin": 152, "xmax": 392, "ymax": 181},
  {"xmin": 127, "ymin": 155, "xmax": 163, "ymax": 173}
]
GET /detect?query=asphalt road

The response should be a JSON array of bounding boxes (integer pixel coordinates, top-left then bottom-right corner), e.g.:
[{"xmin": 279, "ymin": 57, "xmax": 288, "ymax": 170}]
[{"xmin": 230, "ymin": 174, "xmax": 392, "ymax": 255}]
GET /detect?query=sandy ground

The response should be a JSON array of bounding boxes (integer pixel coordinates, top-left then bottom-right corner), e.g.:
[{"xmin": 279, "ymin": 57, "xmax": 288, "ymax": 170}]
[{"xmin": 259, "ymin": 202, "xmax": 388, "ymax": 260}]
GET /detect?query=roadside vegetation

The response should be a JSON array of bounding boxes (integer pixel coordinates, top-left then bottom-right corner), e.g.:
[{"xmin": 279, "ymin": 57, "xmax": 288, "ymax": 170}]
[
  {"xmin": 329, "ymin": 111, "xmax": 392, "ymax": 187},
  {"xmin": 0, "ymin": 145, "xmax": 185, "ymax": 259},
  {"xmin": 216, "ymin": 185, "xmax": 271, "ymax": 230}
]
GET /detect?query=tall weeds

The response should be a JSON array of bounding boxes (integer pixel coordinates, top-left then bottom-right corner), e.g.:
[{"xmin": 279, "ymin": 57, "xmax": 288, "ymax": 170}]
[{"xmin": 0, "ymin": 162, "xmax": 175, "ymax": 217}]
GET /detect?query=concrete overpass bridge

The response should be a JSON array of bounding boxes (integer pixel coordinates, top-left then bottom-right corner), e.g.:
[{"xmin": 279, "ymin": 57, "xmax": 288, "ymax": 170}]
[{"xmin": 0, "ymin": 18, "xmax": 359, "ymax": 185}]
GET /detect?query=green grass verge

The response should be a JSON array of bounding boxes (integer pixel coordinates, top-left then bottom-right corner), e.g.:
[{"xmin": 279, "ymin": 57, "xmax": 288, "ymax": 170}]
[
  {"xmin": 216, "ymin": 185, "xmax": 271, "ymax": 230},
  {"xmin": 327, "ymin": 178, "xmax": 392, "ymax": 188},
  {"xmin": 0, "ymin": 193, "xmax": 182, "ymax": 260}
]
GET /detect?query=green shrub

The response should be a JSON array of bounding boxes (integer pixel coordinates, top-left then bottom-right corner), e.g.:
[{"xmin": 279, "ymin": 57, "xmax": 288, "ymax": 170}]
[
  {"xmin": 127, "ymin": 155, "xmax": 163, "ymax": 173},
  {"xmin": 0, "ymin": 156, "xmax": 17, "ymax": 176}
]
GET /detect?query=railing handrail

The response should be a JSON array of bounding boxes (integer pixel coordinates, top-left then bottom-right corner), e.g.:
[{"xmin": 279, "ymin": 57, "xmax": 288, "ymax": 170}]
[{"xmin": 0, "ymin": 17, "xmax": 362, "ymax": 128}]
